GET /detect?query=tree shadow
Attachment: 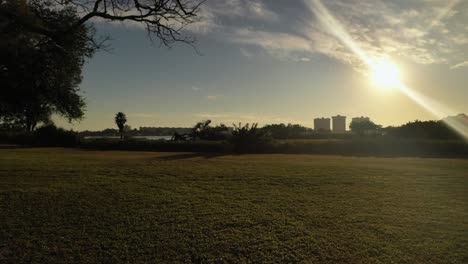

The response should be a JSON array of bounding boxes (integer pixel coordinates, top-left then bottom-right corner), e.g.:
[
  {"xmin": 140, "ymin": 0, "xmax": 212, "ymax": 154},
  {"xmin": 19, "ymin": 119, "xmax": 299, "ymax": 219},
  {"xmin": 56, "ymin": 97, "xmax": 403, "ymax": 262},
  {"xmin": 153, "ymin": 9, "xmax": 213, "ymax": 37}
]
[
  {"xmin": 0, "ymin": 144, "xmax": 30, "ymax": 149},
  {"xmin": 158, "ymin": 152, "xmax": 233, "ymax": 160}
]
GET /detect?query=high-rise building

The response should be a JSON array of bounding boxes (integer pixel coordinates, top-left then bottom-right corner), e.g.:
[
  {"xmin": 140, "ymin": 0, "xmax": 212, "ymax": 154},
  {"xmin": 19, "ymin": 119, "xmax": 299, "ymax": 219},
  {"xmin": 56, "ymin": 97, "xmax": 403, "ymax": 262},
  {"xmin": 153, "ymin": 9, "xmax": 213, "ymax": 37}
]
[
  {"xmin": 314, "ymin": 117, "xmax": 331, "ymax": 132},
  {"xmin": 332, "ymin": 115, "xmax": 346, "ymax": 133}
]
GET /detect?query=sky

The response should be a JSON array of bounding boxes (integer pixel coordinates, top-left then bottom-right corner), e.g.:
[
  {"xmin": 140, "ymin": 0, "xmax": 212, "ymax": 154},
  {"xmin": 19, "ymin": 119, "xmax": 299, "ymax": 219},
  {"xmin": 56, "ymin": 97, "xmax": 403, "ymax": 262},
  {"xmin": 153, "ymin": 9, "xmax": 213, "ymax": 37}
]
[{"xmin": 57, "ymin": 0, "xmax": 468, "ymax": 131}]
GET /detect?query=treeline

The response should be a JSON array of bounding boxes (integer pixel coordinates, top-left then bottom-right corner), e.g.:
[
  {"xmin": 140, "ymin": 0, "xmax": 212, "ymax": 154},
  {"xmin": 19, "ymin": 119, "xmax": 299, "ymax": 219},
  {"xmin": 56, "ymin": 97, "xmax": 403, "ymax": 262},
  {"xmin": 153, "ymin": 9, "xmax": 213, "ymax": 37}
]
[
  {"xmin": 1, "ymin": 118, "xmax": 466, "ymax": 152},
  {"xmin": 385, "ymin": 120, "xmax": 462, "ymax": 140},
  {"xmin": 80, "ymin": 127, "xmax": 192, "ymax": 137}
]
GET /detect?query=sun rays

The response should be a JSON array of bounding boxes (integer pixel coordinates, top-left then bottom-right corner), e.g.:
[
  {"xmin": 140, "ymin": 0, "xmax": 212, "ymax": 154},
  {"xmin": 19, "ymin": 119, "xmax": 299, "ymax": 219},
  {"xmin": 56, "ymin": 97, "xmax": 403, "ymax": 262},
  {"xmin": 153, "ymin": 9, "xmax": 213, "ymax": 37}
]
[
  {"xmin": 371, "ymin": 60, "xmax": 401, "ymax": 89},
  {"xmin": 306, "ymin": 0, "xmax": 468, "ymax": 141}
]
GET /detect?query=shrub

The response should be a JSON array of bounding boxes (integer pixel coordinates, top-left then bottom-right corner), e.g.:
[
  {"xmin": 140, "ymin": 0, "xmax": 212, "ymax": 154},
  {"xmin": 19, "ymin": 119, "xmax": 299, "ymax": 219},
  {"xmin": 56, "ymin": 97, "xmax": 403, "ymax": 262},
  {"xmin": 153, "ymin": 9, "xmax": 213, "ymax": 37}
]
[
  {"xmin": 229, "ymin": 123, "xmax": 273, "ymax": 152},
  {"xmin": 192, "ymin": 120, "xmax": 230, "ymax": 140},
  {"xmin": 33, "ymin": 124, "xmax": 80, "ymax": 147}
]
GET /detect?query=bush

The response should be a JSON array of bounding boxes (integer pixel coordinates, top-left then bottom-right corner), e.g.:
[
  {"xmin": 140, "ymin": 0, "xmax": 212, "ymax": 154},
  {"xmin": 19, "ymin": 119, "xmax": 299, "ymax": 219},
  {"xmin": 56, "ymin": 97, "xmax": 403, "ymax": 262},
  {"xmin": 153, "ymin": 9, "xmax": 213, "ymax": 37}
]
[
  {"xmin": 33, "ymin": 124, "xmax": 80, "ymax": 147},
  {"xmin": 192, "ymin": 120, "xmax": 230, "ymax": 140},
  {"xmin": 229, "ymin": 123, "xmax": 273, "ymax": 152},
  {"xmin": 0, "ymin": 131, "xmax": 33, "ymax": 145}
]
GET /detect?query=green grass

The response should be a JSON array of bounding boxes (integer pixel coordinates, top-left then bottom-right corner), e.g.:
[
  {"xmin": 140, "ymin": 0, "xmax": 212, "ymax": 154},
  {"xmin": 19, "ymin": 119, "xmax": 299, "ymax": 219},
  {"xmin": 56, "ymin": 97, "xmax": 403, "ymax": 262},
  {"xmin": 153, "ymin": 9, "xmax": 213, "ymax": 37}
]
[{"xmin": 0, "ymin": 148, "xmax": 467, "ymax": 263}]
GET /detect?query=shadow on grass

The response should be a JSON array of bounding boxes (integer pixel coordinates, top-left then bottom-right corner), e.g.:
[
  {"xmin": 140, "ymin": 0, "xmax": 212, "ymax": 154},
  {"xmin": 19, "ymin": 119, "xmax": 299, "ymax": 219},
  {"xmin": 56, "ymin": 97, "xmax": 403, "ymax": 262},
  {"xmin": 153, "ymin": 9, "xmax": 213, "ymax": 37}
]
[
  {"xmin": 0, "ymin": 144, "xmax": 31, "ymax": 149},
  {"xmin": 158, "ymin": 152, "xmax": 233, "ymax": 160}
]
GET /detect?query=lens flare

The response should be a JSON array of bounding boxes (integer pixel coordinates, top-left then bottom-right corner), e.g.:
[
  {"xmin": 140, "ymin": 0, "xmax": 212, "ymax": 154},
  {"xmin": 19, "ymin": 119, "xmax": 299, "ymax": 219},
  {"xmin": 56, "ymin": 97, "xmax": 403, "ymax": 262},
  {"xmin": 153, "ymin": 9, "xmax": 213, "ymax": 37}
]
[{"xmin": 307, "ymin": 0, "xmax": 468, "ymax": 141}]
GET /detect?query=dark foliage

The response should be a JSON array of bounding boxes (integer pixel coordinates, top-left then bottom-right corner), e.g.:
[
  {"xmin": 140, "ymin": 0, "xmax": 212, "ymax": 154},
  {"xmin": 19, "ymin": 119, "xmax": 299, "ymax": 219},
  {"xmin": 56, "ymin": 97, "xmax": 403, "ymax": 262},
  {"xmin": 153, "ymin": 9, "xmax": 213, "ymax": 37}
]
[
  {"xmin": 0, "ymin": 124, "xmax": 79, "ymax": 147},
  {"xmin": 0, "ymin": 0, "xmax": 203, "ymax": 131},
  {"xmin": 33, "ymin": 124, "xmax": 80, "ymax": 147},
  {"xmin": 0, "ymin": 0, "xmax": 90, "ymax": 131},
  {"xmin": 192, "ymin": 120, "xmax": 230, "ymax": 140},
  {"xmin": 350, "ymin": 120, "xmax": 382, "ymax": 135},
  {"xmin": 262, "ymin": 123, "xmax": 312, "ymax": 139},
  {"xmin": 385, "ymin": 120, "xmax": 461, "ymax": 140},
  {"xmin": 114, "ymin": 112, "xmax": 127, "ymax": 140},
  {"xmin": 229, "ymin": 123, "xmax": 273, "ymax": 152}
]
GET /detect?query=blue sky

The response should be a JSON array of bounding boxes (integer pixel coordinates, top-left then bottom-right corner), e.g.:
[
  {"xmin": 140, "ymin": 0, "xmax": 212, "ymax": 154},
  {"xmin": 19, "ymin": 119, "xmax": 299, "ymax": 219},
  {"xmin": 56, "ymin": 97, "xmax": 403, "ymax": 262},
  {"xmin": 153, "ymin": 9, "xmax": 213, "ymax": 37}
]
[{"xmin": 57, "ymin": 0, "xmax": 468, "ymax": 130}]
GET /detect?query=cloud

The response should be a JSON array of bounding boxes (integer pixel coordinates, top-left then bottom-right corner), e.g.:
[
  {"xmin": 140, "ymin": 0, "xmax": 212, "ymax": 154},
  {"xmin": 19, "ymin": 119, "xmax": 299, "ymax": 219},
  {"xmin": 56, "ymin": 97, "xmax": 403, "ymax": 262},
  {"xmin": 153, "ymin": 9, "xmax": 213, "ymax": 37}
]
[
  {"xmin": 90, "ymin": 0, "xmax": 467, "ymax": 70},
  {"xmin": 297, "ymin": 57, "xmax": 311, "ymax": 62},
  {"xmin": 206, "ymin": 95, "xmax": 223, "ymax": 100},
  {"xmin": 186, "ymin": 7, "xmax": 219, "ymax": 34},
  {"xmin": 451, "ymin": 61, "xmax": 468, "ymax": 69},
  {"xmin": 192, "ymin": 0, "xmax": 468, "ymax": 69},
  {"xmin": 191, "ymin": 86, "xmax": 201, "ymax": 91},
  {"xmin": 239, "ymin": 48, "xmax": 254, "ymax": 58}
]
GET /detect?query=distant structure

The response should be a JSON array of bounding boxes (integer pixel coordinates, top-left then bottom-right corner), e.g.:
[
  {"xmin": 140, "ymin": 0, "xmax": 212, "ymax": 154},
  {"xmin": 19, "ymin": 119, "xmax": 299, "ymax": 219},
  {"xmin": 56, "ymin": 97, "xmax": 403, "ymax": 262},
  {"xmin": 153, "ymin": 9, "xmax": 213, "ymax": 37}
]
[
  {"xmin": 332, "ymin": 115, "xmax": 346, "ymax": 133},
  {"xmin": 314, "ymin": 117, "xmax": 331, "ymax": 131},
  {"xmin": 351, "ymin": 116, "xmax": 370, "ymax": 123}
]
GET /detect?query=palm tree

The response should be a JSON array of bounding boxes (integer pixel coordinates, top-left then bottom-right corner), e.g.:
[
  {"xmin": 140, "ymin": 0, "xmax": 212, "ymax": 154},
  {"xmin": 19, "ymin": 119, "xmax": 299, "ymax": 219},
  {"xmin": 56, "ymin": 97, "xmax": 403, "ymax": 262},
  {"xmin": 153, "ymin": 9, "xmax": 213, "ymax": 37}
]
[{"xmin": 114, "ymin": 112, "xmax": 127, "ymax": 139}]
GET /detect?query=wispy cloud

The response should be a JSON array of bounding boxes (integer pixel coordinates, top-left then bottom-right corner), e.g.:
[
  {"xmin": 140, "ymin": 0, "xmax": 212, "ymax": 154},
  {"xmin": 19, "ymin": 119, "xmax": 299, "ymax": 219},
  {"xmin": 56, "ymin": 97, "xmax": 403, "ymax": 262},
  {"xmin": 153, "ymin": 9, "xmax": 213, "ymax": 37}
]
[
  {"xmin": 451, "ymin": 61, "xmax": 468, "ymax": 69},
  {"xmin": 192, "ymin": 0, "xmax": 468, "ymax": 69},
  {"xmin": 206, "ymin": 95, "xmax": 223, "ymax": 101},
  {"xmin": 93, "ymin": 0, "xmax": 468, "ymax": 70},
  {"xmin": 191, "ymin": 86, "xmax": 201, "ymax": 91}
]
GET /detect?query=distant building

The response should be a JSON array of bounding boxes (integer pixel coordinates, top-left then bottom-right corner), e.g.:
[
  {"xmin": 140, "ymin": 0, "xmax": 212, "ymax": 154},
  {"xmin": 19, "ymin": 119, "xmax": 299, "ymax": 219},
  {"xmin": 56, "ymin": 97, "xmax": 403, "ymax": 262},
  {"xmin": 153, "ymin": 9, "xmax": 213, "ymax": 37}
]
[
  {"xmin": 351, "ymin": 116, "xmax": 370, "ymax": 124},
  {"xmin": 314, "ymin": 117, "xmax": 331, "ymax": 132},
  {"xmin": 332, "ymin": 115, "xmax": 346, "ymax": 133}
]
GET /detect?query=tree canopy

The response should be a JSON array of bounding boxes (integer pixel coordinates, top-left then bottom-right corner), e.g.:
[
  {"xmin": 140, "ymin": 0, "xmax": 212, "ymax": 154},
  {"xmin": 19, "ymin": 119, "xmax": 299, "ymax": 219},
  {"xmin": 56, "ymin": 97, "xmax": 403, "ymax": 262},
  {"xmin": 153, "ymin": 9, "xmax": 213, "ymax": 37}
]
[
  {"xmin": 0, "ymin": 0, "xmax": 203, "ymax": 50},
  {"xmin": 350, "ymin": 120, "xmax": 381, "ymax": 136},
  {"xmin": 0, "ymin": 0, "xmax": 92, "ymax": 131},
  {"xmin": 114, "ymin": 112, "xmax": 127, "ymax": 139},
  {"xmin": 385, "ymin": 120, "xmax": 461, "ymax": 139},
  {"xmin": 262, "ymin": 123, "xmax": 311, "ymax": 139},
  {"xmin": 0, "ymin": 0, "xmax": 203, "ymax": 131}
]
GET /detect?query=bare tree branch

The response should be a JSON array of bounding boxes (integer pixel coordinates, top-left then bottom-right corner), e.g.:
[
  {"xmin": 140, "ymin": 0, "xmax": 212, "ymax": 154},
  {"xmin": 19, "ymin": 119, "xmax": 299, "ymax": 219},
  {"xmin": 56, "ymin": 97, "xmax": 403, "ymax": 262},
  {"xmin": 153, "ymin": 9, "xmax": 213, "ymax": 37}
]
[
  {"xmin": 66, "ymin": 0, "xmax": 205, "ymax": 48},
  {"xmin": 1, "ymin": 0, "xmax": 205, "ymax": 52}
]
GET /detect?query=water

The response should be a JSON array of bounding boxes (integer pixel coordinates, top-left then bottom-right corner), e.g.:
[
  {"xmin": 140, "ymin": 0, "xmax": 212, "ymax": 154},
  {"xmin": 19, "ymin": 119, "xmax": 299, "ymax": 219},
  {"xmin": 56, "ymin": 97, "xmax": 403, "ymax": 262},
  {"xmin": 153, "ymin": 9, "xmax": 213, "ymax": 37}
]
[{"xmin": 84, "ymin": 136, "xmax": 172, "ymax": 140}]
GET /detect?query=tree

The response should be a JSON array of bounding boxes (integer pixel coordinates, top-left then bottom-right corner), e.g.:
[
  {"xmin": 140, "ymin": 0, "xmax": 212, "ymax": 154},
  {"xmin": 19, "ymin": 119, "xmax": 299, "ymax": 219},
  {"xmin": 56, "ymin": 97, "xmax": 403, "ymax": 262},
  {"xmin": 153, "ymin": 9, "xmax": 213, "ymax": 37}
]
[
  {"xmin": 0, "ymin": 0, "xmax": 204, "ymax": 130},
  {"xmin": 114, "ymin": 112, "xmax": 127, "ymax": 139},
  {"xmin": 192, "ymin": 120, "xmax": 212, "ymax": 139},
  {"xmin": 230, "ymin": 123, "xmax": 272, "ymax": 152},
  {"xmin": 350, "ymin": 120, "xmax": 381, "ymax": 136},
  {"xmin": 0, "ymin": 0, "xmax": 91, "ymax": 131},
  {"xmin": 191, "ymin": 120, "xmax": 229, "ymax": 140},
  {"xmin": 385, "ymin": 120, "xmax": 460, "ymax": 139},
  {"xmin": 0, "ymin": 0, "xmax": 204, "ymax": 51},
  {"xmin": 262, "ymin": 123, "xmax": 311, "ymax": 139}
]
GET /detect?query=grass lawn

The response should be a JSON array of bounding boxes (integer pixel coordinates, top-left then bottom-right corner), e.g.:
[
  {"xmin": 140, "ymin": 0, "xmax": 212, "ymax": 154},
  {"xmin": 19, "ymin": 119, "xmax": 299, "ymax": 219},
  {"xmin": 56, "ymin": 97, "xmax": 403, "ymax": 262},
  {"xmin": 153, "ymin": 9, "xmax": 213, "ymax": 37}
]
[{"xmin": 0, "ymin": 148, "xmax": 467, "ymax": 263}]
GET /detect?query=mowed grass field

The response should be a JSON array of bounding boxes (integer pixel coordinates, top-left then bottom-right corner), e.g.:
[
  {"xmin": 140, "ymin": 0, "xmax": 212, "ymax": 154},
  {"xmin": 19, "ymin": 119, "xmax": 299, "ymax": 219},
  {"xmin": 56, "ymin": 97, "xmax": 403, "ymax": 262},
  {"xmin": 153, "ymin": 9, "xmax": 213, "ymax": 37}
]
[{"xmin": 0, "ymin": 148, "xmax": 467, "ymax": 263}]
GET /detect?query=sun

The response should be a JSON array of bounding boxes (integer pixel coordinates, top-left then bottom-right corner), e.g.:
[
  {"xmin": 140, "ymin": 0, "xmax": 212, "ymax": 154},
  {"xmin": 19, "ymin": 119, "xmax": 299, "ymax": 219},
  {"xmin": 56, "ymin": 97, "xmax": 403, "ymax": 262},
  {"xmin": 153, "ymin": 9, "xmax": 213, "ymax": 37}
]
[{"xmin": 371, "ymin": 60, "xmax": 401, "ymax": 89}]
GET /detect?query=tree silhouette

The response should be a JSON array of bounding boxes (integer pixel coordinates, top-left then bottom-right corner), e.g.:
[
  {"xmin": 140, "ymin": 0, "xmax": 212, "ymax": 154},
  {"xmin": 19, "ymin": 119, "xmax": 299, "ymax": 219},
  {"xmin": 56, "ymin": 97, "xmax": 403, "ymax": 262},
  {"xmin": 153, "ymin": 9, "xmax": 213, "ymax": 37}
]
[
  {"xmin": 230, "ymin": 123, "xmax": 272, "ymax": 151},
  {"xmin": 350, "ymin": 120, "xmax": 381, "ymax": 136},
  {"xmin": 1, "ymin": 0, "xmax": 204, "ymax": 130},
  {"xmin": 385, "ymin": 120, "xmax": 461, "ymax": 139},
  {"xmin": 114, "ymin": 112, "xmax": 127, "ymax": 140},
  {"xmin": 0, "ymin": 0, "xmax": 204, "ymax": 52},
  {"xmin": 1, "ymin": 1, "xmax": 89, "ymax": 131},
  {"xmin": 262, "ymin": 123, "xmax": 311, "ymax": 139}
]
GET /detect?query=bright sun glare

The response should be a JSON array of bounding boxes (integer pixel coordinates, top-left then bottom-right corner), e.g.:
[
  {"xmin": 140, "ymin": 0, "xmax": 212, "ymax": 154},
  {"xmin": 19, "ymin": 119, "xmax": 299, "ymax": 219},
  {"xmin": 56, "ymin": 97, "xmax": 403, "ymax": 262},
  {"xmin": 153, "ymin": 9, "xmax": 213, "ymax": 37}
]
[{"xmin": 371, "ymin": 60, "xmax": 401, "ymax": 89}]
